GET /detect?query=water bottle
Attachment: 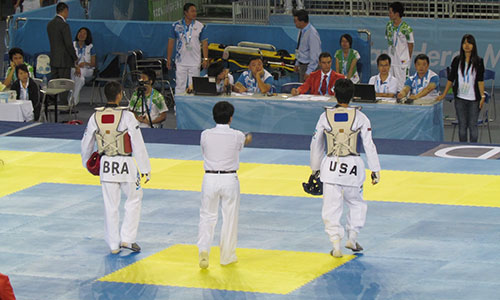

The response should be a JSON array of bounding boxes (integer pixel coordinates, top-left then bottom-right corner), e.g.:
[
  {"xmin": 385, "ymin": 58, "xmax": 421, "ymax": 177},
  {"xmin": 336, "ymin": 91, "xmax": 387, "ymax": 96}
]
[{"xmin": 42, "ymin": 75, "xmax": 48, "ymax": 89}]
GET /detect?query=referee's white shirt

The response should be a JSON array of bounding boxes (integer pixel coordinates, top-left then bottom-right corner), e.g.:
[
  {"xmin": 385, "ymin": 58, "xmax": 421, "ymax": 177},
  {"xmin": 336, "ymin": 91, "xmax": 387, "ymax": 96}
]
[{"xmin": 201, "ymin": 124, "xmax": 245, "ymax": 171}]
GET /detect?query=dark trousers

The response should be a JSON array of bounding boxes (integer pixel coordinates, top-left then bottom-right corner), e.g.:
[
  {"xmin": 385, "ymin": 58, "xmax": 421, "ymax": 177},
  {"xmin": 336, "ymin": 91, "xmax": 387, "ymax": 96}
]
[{"xmin": 454, "ymin": 97, "xmax": 480, "ymax": 143}]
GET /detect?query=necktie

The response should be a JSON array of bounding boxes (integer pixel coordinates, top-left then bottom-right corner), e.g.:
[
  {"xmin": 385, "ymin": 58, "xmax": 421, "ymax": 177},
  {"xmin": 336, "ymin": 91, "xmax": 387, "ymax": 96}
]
[
  {"xmin": 321, "ymin": 74, "xmax": 328, "ymax": 95},
  {"xmin": 296, "ymin": 30, "xmax": 302, "ymax": 49}
]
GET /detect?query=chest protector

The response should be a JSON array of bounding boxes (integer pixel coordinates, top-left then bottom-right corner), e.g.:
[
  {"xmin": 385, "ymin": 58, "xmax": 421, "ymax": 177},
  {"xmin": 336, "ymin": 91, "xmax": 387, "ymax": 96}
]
[
  {"xmin": 324, "ymin": 107, "xmax": 360, "ymax": 157},
  {"xmin": 95, "ymin": 107, "xmax": 132, "ymax": 156}
]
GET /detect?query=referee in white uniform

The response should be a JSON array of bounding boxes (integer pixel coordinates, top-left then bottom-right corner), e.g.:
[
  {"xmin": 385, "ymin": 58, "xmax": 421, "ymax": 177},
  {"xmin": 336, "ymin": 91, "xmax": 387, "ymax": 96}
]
[{"xmin": 197, "ymin": 101, "xmax": 251, "ymax": 269}]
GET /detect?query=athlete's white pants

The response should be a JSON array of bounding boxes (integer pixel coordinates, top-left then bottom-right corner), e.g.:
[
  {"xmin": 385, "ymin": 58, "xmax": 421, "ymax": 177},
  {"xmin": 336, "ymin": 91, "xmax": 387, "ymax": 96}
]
[
  {"xmin": 70, "ymin": 67, "xmax": 94, "ymax": 105},
  {"xmin": 175, "ymin": 65, "xmax": 200, "ymax": 94},
  {"xmin": 390, "ymin": 63, "xmax": 410, "ymax": 92},
  {"xmin": 197, "ymin": 173, "xmax": 240, "ymax": 265},
  {"xmin": 101, "ymin": 180, "xmax": 143, "ymax": 251},
  {"xmin": 322, "ymin": 183, "xmax": 367, "ymax": 243}
]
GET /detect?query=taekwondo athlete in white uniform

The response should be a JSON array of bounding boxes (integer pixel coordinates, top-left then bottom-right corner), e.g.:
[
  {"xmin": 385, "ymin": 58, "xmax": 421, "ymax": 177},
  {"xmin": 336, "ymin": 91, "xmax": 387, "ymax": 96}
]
[
  {"xmin": 81, "ymin": 81, "xmax": 151, "ymax": 254},
  {"xmin": 197, "ymin": 101, "xmax": 252, "ymax": 269},
  {"xmin": 306, "ymin": 78, "xmax": 381, "ymax": 258}
]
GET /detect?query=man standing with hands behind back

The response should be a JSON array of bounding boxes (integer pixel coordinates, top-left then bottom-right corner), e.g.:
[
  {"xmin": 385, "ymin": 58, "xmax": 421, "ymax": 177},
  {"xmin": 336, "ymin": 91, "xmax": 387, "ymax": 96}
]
[
  {"xmin": 167, "ymin": 3, "xmax": 209, "ymax": 95},
  {"xmin": 47, "ymin": 2, "xmax": 78, "ymax": 82},
  {"xmin": 293, "ymin": 9, "xmax": 321, "ymax": 83}
]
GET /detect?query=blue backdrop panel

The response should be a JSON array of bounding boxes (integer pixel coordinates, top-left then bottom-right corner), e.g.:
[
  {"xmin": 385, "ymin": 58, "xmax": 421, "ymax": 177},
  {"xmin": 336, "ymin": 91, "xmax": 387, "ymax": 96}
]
[
  {"xmin": 271, "ymin": 15, "xmax": 500, "ymax": 87},
  {"xmin": 8, "ymin": 15, "xmax": 370, "ymax": 82},
  {"xmin": 175, "ymin": 95, "xmax": 444, "ymax": 141}
]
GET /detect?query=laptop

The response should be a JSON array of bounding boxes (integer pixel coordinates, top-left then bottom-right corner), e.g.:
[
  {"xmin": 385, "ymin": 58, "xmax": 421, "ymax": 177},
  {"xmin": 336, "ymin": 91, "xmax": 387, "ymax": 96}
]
[
  {"xmin": 192, "ymin": 76, "xmax": 219, "ymax": 96},
  {"xmin": 352, "ymin": 84, "xmax": 377, "ymax": 103}
]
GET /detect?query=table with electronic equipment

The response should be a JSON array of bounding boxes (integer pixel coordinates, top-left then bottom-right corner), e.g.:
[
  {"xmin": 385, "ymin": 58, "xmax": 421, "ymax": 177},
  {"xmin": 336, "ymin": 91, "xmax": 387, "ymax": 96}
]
[{"xmin": 175, "ymin": 93, "xmax": 444, "ymax": 141}]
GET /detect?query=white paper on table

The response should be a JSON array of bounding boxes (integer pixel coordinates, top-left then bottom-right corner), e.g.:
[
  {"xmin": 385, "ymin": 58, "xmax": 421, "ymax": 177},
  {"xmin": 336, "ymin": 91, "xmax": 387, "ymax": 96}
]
[
  {"xmin": 377, "ymin": 97, "xmax": 397, "ymax": 103},
  {"xmin": 287, "ymin": 94, "xmax": 331, "ymax": 101}
]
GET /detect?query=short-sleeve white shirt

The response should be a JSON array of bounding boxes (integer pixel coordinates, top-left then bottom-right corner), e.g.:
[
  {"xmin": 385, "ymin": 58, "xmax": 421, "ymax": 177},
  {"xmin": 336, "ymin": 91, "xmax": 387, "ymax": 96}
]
[
  {"xmin": 201, "ymin": 124, "xmax": 245, "ymax": 171},
  {"xmin": 368, "ymin": 74, "xmax": 399, "ymax": 95}
]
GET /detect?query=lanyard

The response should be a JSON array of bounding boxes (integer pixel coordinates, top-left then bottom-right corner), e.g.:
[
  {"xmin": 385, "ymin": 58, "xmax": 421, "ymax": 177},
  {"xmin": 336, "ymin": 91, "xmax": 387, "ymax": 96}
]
[
  {"xmin": 413, "ymin": 71, "xmax": 429, "ymax": 93},
  {"xmin": 182, "ymin": 19, "xmax": 193, "ymax": 44},
  {"xmin": 377, "ymin": 76, "xmax": 388, "ymax": 93},
  {"xmin": 77, "ymin": 45, "xmax": 86, "ymax": 62},
  {"xmin": 318, "ymin": 72, "xmax": 331, "ymax": 95},
  {"xmin": 393, "ymin": 22, "xmax": 402, "ymax": 48},
  {"xmin": 464, "ymin": 63, "xmax": 471, "ymax": 84},
  {"xmin": 148, "ymin": 92, "xmax": 153, "ymax": 111}
]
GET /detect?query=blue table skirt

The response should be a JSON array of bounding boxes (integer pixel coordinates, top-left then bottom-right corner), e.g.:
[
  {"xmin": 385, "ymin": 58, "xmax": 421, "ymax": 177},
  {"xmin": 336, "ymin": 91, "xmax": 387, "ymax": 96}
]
[{"xmin": 175, "ymin": 95, "xmax": 444, "ymax": 141}]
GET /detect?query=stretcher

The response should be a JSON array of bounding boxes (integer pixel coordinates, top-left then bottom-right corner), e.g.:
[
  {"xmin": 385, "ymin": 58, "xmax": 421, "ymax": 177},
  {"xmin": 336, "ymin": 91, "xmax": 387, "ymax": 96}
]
[{"xmin": 208, "ymin": 42, "xmax": 296, "ymax": 72}]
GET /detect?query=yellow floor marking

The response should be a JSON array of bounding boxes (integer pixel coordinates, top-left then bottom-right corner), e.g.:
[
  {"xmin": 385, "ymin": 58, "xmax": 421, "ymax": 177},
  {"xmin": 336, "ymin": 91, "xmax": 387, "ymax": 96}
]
[
  {"xmin": 1, "ymin": 150, "xmax": 499, "ymax": 207},
  {"xmin": 98, "ymin": 244, "xmax": 355, "ymax": 294}
]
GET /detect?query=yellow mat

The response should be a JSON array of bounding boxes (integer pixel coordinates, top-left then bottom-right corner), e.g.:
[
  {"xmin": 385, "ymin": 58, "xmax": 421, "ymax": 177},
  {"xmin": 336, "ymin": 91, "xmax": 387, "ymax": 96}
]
[
  {"xmin": 1, "ymin": 150, "xmax": 499, "ymax": 207},
  {"xmin": 98, "ymin": 244, "xmax": 355, "ymax": 294}
]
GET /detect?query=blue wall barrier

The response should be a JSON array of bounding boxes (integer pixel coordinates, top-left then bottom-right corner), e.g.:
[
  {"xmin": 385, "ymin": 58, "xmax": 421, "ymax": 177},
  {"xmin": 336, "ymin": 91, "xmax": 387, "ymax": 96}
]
[
  {"xmin": 271, "ymin": 15, "xmax": 500, "ymax": 87},
  {"xmin": 7, "ymin": 3, "xmax": 370, "ymax": 84}
]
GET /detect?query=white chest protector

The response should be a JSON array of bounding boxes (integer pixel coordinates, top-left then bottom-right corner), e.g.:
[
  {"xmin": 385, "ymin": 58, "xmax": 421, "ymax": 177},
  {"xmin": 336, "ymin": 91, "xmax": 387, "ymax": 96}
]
[
  {"xmin": 95, "ymin": 107, "xmax": 132, "ymax": 157},
  {"xmin": 324, "ymin": 106, "xmax": 360, "ymax": 157}
]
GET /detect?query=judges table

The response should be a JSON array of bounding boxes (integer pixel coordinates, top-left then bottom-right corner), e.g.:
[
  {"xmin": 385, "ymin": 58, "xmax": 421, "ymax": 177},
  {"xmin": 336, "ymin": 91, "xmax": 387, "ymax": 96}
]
[
  {"xmin": 0, "ymin": 100, "xmax": 34, "ymax": 122},
  {"xmin": 176, "ymin": 94, "xmax": 444, "ymax": 141}
]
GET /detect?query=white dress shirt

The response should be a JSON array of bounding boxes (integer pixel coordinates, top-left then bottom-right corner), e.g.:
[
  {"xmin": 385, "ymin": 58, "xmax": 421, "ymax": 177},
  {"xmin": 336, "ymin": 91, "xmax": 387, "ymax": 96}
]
[
  {"xmin": 20, "ymin": 80, "xmax": 29, "ymax": 100},
  {"xmin": 201, "ymin": 124, "xmax": 245, "ymax": 171}
]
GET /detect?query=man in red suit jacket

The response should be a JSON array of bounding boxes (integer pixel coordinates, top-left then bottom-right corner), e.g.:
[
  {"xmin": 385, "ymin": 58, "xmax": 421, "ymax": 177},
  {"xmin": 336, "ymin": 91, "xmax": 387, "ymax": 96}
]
[
  {"xmin": 291, "ymin": 52, "xmax": 345, "ymax": 96},
  {"xmin": 0, "ymin": 273, "xmax": 16, "ymax": 300}
]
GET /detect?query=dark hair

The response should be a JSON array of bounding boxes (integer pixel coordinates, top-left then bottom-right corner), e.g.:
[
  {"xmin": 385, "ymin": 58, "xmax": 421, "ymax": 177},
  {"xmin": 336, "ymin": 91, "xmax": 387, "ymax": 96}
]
[
  {"xmin": 104, "ymin": 81, "xmax": 122, "ymax": 102},
  {"xmin": 293, "ymin": 9, "xmax": 309, "ymax": 23},
  {"xmin": 389, "ymin": 2, "xmax": 404, "ymax": 18},
  {"xmin": 15, "ymin": 63, "xmax": 29, "ymax": 79},
  {"xmin": 9, "ymin": 47, "xmax": 24, "ymax": 61},
  {"xmin": 213, "ymin": 101, "xmax": 234, "ymax": 124},
  {"xmin": 339, "ymin": 34, "xmax": 353, "ymax": 48},
  {"xmin": 334, "ymin": 79, "xmax": 354, "ymax": 104},
  {"xmin": 183, "ymin": 3, "xmax": 196, "ymax": 13},
  {"xmin": 56, "ymin": 2, "xmax": 69, "ymax": 14},
  {"xmin": 377, "ymin": 53, "xmax": 391, "ymax": 65},
  {"xmin": 414, "ymin": 54, "xmax": 429, "ymax": 65},
  {"xmin": 74, "ymin": 27, "xmax": 93, "ymax": 45},
  {"xmin": 248, "ymin": 56, "xmax": 263, "ymax": 65},
  {"xmin": 319, "ymin": 52, "xmax": 332, "ymax": 60},
  {"xmin": 459, "ymin": 34, "xmax": 480, "ymax": 76},
  {"xmin": 141, "ymin": 69, "xmax": 156, "ymax": 85},
  {"xmin": 208, "ymin": 61, "xmax": 225, "ymax": 77}
]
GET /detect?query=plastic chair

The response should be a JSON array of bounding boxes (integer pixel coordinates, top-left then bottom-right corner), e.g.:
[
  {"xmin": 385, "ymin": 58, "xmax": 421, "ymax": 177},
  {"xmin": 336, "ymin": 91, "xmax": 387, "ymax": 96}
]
[
  {"xmin": 484, "ymin": 69, "xmax": 495, "ymax": 122},
  {"xmin": 451, "ymin": 91, "xmax": 491, "ymax": 143},
  {"xmin": 280, "ymin": 82, "xmax": 302, "ymax": 93}
]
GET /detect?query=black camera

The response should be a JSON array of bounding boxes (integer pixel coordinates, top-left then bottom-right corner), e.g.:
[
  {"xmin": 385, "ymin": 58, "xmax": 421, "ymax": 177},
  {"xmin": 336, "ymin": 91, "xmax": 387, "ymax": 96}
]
[{"xmin": 137, "ymin": 80, "xmax": 147, "ymax": 92}]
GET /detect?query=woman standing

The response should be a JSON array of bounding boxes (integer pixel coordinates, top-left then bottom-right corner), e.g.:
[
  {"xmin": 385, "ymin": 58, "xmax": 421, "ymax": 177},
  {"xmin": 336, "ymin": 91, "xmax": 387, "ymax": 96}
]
[
  {"xmin": 334, "ymin": 34, "xmax": 361, "ymax": 83},
  {"xmin": 437, "ymin": 34, "xmax": 485, "ymax": 143},
  {"xmin": 71, "ymin": 27, "xmax": 96, "ymax": 106}
]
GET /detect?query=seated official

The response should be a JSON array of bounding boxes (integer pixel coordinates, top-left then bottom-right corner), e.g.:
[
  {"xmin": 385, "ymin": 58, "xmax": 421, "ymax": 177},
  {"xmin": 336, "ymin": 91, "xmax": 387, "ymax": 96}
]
[
  {"xmin": 234, "ymin": 57, "xmax": 273, "ymax": 94},
  {"xmin": 397, "ymin": 54, "xmax": 439, "ymax": 100},
  {"xmin": 11, "ymin": 64, "xmax": 41, "ymax": 121},
  {"xmin": 128, "ymin": 69, "xmax": 168, "ymax": 128},
  {"xmin": 187, "ymin": 61, "xmax": 234, "ymax": 94},
  {"xmin": 208, "ymin": 61, "xmax": 234, "ymax": 93},
  {"xmin": 3, "ymin": 47, "xmax": 35, "ymax": 88},
  {"xmin": 368, "ymin": 53, "xmax": 398, "ymax": 98},
  {"xmin": 291, "ymin": 52, "xmax": 344, "ymax": 96}
]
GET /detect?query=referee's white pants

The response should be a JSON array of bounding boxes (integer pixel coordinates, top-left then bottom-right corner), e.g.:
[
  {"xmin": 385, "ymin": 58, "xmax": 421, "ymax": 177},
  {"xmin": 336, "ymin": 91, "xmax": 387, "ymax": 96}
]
[
  {"xmin": 390, "ymin": 63, "xmax": 410, "ymax": 92},
  {"xmin": 322, "ymin": 183, "xmax": 367, "ymax": 243},
  {"xmin": 101, "ymin": 181, "xmax": 143, "ymax": 251},
  {"xmin": 197, "ymin": 173, "xmax": 240, "ymax": 265},
  {"xmin": 175, "ymin": 65, "xmax": 200, "ymax": 94}
]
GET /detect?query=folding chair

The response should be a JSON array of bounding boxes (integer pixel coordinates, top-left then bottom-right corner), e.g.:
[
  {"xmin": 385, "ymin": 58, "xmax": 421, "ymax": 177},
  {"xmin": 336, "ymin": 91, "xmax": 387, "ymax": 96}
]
[
  {"xmin": 90, "ymin": 52, "xmax": 128, "ymax": 105},
  {"xmin": 484, "ymin": 69, "xmax": 496, "ymax": 122},
  {"xmin": 451, "ymin": 91, "xmax": 491, "ymax": 143},
  {"xmin": 280, "ymin": 82, "xmax": 302, "ymax": 93},
  {"xmin": 44, "ymin": 78, "xmax": 76, "ymax": 122}
]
